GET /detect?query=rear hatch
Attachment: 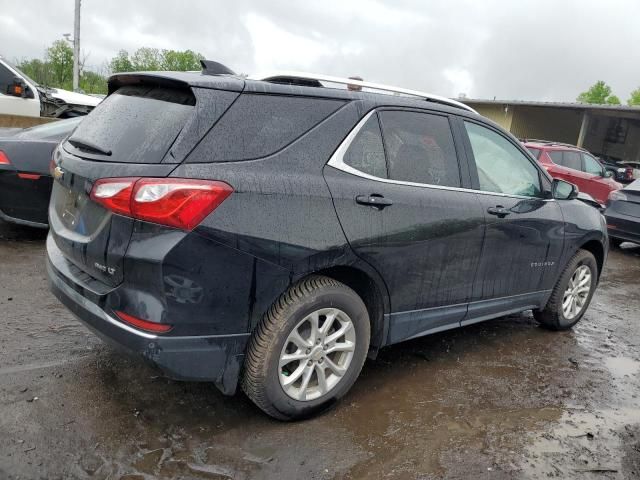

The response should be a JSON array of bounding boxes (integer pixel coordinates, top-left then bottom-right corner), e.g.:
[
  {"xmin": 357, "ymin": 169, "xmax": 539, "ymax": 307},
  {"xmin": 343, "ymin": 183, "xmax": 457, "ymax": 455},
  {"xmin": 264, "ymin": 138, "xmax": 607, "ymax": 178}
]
[
  {"xmin": 610, "ymin": 181, "xmax": 640, "ymax": 218},
  {"xmin": 49, "ymin": 78, "xmax": 236, "ymax": 287}
]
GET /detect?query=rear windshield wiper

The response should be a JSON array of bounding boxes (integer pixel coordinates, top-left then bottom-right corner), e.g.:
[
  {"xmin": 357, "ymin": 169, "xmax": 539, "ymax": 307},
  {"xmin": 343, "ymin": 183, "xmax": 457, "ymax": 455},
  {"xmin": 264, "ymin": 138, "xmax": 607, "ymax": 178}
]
[{"xmin": 67, "ymin": 138, "xmax": 112, "ymax": 156}]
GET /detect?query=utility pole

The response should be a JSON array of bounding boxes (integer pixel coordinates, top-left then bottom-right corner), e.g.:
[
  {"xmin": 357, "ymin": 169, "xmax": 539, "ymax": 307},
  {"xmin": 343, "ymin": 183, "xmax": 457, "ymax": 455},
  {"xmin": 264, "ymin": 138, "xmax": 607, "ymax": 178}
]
[{"xmin": 72, "ymin": 0, "xmax": 81, "ymax": 91}]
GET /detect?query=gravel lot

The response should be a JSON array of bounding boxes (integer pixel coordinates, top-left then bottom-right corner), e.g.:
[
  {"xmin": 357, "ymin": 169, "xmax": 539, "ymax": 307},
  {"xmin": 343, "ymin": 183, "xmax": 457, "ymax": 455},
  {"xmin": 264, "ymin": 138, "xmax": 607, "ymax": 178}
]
[{"xmin": 1, "ymin": 220, "xmax": 639, "ymax": 480}]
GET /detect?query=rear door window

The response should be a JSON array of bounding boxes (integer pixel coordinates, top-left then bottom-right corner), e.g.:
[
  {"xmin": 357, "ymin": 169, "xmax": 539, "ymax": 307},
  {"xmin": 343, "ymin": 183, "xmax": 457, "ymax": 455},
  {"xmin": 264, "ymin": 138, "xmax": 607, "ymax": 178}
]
[
  {"xmin": 67, "ymin": 85, "xmax": 195, "ymax": 163},
  {"xmin": 187, "ymin": 94, "xmax": 345, "ymax": 162},
  {"xmin": 343, "ymin": 114, "xmax": 387, "ymax": 178},
  {"xmin": 548, "ymin": 150, "xmax": 564, "ymax": 166},
  {"xmin": 561, "ymin": 151, "xmax": 581, "ymax": 171},
  {"xmin": 378, "ymin": 110, "xmax": 461, "ymax": 187}
]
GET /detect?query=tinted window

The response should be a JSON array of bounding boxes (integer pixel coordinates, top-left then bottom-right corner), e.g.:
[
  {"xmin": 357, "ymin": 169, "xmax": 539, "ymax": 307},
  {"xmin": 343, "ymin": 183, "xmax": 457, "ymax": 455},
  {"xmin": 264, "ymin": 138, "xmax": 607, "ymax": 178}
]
[
  {"xmin": 583, "ymin": 153, "xmax": 603, "ymax": 175},
  {"xmin": 562, "ymin": 151, "xmax": 582, "ymax": 171},
  {"xmin": 465, "ymin": 121, "xmax": 542, "ymax": 197},
  {"xmin": 343, "ymin": 114, "xmax": 387, "ymax": 178},
  {"xmin": 548, "ymin": 150, "xmax": 564, "ymax": 165},
  {"xmin": 189, "ymin": 94, "xmax": 345, "ymax": 162},
  {"xmin": 0, "ymin": 64, "xmax": 15, "ymax": 95},
  {"xmin": 526, "ymin": 147, "xmax": 541, "ymax": 159},
  {"xmin": 378, "ymin": 111, "xmax": 460, "ymax": 187},
  {"xmin": 68, "ymin": 85, "xmax": 194, "ymax": 163}
]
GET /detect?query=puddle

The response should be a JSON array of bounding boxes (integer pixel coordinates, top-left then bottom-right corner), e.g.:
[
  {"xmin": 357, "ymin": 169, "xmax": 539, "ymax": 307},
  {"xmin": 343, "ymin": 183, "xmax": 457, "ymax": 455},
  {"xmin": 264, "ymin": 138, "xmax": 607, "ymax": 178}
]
[
  {"xmin": 522, "ymin": 407, "xmax": 640, "ymax": 479},
  {"xmin": 605, "ymin": 356, "xmax": 640, "ymax": 378}
]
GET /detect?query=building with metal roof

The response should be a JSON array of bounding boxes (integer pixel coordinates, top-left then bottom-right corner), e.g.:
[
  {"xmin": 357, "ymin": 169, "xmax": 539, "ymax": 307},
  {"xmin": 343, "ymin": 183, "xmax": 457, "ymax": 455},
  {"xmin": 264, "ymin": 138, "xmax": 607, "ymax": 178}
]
[{"xmin": 461, "ymin": 99, "xmax": 640, "ymax": 163}]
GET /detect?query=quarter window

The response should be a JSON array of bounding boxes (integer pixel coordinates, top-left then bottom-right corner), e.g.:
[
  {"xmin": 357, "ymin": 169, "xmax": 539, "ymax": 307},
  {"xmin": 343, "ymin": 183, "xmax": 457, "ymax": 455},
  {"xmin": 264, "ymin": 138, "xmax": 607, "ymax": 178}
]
[
  {"xmin": 464, "ymin": 122, "xmax": 542, "ymax": 197},
  {"xmin": 526, "ymin": 147, "xmax": 542, "ymax": 159},
  {"xmin": 378, "ymin": 111, "xmax": 460, "ymax": 187},
  {"xmin": 343, "ymin": 114, "xmax": 387, "ymax": 178}
]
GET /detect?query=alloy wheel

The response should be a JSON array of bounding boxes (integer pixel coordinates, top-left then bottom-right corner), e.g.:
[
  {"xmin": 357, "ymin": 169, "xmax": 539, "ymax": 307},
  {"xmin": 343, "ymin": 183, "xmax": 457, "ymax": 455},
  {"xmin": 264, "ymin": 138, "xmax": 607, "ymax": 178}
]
[
  {"xmin": 562, "ymin": 265, "xmax": 592, "ymax": 320},
  {"xmin": 279, "ymin": 308, "xmax": 356, "ymax": 401}
]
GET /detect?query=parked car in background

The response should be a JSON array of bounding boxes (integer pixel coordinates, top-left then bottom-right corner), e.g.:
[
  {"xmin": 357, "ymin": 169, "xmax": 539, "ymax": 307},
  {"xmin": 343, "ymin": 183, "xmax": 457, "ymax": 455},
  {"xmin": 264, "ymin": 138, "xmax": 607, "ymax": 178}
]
[
  {"xmin": 600, "ymin": 157, "xmax": 634, "ymax": 184},
  {"xmin": 605, "ymin": 179, "xmax": 640, "ymax": 247},
  {"xmin": 523, "ymin": 140, "xmax": 622, "ymax": 205},
  {"xmin": 47, "ymin": 67, "xmax": 608, "ymax": 420},
  {"xmin": 0, "ymin": 117, "xmax": 82, "ymax": 227},
  {"xmin": 0, "ymin": 55, "xmax": 100, "ymax": 118},
  {"xmin": 621, "ymin": 161, "xmax": 640, "ymax": 181}
]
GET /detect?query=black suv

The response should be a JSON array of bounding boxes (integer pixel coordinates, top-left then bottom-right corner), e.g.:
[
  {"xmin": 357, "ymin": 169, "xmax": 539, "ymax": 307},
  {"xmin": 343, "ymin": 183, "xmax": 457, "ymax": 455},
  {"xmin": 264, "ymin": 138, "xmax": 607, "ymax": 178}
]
[{"xmin": 47, "ymin": 66, "xmax": 608, "ymax": 420}]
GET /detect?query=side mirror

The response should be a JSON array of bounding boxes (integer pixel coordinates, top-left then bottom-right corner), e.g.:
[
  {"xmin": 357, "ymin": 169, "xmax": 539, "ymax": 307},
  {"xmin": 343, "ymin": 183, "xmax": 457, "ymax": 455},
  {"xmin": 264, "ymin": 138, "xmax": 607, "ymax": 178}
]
[
  {"xmin": 604, "ymin": 170, "xmax": 614, "ymax": 178},
  {"xmin": 552, "ymin": 178, "xmax": 579, "ymax": 200},
  {"xmin": 8, "ymin": 77, "xmax": 27, "ymax": 98}
]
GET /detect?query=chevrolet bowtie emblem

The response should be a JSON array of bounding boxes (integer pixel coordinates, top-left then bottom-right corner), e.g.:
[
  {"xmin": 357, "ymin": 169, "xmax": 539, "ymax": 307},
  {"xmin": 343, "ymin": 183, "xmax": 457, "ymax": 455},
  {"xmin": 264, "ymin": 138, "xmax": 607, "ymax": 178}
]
[{"xmin": 53, "ymin": 166, "xmax": 64, "ymax": 181}]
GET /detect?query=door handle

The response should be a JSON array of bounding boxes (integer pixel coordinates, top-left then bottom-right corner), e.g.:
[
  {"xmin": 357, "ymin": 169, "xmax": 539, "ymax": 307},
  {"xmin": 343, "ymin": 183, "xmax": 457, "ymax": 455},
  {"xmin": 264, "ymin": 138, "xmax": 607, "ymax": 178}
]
[
  {"xmin": 356, "ymin": 194, "xmax": 393, "ymax": 209},
  {"xmin": 487, "ymin": 205, "xmax": 510, "ymax": 218}
]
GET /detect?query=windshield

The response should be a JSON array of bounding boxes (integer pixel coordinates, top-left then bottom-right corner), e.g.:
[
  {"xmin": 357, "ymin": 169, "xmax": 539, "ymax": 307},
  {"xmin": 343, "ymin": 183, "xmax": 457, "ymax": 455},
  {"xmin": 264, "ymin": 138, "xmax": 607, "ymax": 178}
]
[{"xmin": 0, "ymin": 56, "xmax": 39, "ymax": 87}]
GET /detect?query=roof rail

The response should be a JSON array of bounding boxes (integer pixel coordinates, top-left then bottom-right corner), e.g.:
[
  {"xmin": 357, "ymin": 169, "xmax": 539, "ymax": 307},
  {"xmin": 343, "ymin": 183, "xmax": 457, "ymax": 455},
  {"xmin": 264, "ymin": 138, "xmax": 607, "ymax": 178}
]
[
  {"xmin": 254, "ymin": 71, "xmax": 477, "ymax": 114},
  {"xmin": 521, "ymin": 138, "xmax": 586, "ymax": 150}
]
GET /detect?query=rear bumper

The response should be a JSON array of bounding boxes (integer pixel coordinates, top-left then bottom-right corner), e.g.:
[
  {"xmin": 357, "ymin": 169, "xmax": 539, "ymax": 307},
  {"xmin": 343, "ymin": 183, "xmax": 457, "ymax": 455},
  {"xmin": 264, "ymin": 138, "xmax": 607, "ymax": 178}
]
[
  {"xmin": 46, "ymin": 239, "xmax": 249, "ymax": 395},
  {"xmin": 605, "ymin": 210, "xmax": 640, "ymax": 244},
  {"xmin": 0, "ymin": 169, "xmax": 51, "ymax": 226}
]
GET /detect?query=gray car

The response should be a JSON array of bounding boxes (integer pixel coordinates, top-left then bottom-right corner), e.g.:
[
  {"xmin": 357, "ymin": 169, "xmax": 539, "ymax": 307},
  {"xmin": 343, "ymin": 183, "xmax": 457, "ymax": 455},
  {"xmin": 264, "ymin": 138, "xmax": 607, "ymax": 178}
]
[{"xmin": 605, "ymin": 179, "xmax": 640, "ymax": 246}]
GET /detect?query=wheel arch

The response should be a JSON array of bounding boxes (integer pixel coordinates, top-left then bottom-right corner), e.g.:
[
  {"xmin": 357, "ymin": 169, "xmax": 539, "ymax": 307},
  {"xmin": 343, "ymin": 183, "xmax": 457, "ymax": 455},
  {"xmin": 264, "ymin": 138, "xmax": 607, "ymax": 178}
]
[
  {"xmin": 579, "ymin": 238, "xmax": 605, "ymax": 280},
  {"xmin": 308, "ymin": 264, "xmax": 390, "ymax": 354}
]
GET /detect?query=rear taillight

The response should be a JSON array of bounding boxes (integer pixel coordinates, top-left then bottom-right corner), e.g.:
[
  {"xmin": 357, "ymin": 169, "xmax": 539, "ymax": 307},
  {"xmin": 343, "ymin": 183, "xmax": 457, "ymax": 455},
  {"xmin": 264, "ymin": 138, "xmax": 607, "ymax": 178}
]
[
  {"xmin": 115, "ymin": 310, "xmax": 172, "ymax": 333},
  {"xmin": 608, "ymin": 190, "xmax": 627, "ymax": 202},
  {"xmin": 90, "ymin": 178, "xmax": 233, "ymax": 231},
  {"xmin": 0, "ymin": 151, "xmax": 11, "ymax": 165}
]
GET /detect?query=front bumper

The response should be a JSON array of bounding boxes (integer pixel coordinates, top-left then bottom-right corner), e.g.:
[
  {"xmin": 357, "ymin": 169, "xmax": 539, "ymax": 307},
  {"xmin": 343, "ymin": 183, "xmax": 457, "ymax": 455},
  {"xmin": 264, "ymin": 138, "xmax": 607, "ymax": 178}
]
[{"xmin": 46, "ymin": 244, "xmax": 249, "ymax": 395}]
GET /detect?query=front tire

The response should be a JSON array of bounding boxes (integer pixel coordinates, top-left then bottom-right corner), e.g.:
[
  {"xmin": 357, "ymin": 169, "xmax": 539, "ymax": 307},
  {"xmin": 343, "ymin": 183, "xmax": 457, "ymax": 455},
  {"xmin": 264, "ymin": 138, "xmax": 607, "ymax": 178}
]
[
  {"xmin": 534, "ymin": 249, "xmax": 598, "ymax": 330},
  {"xmin": 242, "ymin": 276, "xmax": 370, "ymax": 420}
]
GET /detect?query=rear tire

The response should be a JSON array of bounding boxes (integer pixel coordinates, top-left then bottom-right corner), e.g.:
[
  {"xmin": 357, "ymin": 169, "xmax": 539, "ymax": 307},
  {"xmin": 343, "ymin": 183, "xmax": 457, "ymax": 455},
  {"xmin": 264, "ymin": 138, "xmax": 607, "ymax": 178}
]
[
  {"xmin": 533, "ymin": 249, "xmax": 598, "ymax": 331},
  {"xmin": 242, "ymin": 275, "xmax": 370, "ymax": 420}
]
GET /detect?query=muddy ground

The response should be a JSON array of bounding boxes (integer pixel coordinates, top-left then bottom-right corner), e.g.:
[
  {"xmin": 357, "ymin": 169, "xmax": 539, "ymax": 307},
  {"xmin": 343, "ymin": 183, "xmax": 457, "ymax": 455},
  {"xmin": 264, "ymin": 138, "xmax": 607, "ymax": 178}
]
[{"xmin": 0, "ymin": 219, "xmax": 639, "ymax": 480}]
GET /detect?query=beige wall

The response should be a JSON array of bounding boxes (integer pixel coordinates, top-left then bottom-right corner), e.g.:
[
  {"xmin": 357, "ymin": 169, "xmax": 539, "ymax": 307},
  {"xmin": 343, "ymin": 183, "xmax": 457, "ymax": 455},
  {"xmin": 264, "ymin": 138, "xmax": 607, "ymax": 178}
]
[
  {"xmin": 473, "ymin": 104, "xmax": 513, "ymax": 130},
  {"xmin": 508, "ymin": 106, "xmax": 582, "ymax": 143},
  {"xmin": 0, "ymin": 114, "xmax": 57, "ymax": 128}
]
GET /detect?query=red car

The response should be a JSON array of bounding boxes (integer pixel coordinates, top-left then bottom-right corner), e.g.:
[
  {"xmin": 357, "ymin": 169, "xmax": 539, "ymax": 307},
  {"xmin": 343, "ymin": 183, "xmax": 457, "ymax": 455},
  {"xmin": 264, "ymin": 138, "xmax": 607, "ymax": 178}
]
[{"xmin": 524, "ymin": 141, "xmax": 622, "ymax": 205}]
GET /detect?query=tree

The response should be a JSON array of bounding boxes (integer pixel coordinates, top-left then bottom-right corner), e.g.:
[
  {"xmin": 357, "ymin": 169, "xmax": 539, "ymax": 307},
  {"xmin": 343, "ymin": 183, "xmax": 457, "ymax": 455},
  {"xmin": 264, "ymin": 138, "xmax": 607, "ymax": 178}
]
[
  {"xmin": 109, "ymin": 50, "xmax": 134, "ymax": 73},
  {"xmin": 110, "ymin": 48, "xmax": 205, "ymax": 72},
  {"xmin": 46, "ymin": 40, "xmax": 74, "ymax": 87},
  {"xmin": 161, "ymin": 49, "xmax": 204, "ymax": 71},
  {"xmin": 628, "ymin": 87, "xmax": 640, "ymax": 106},
  {"xmin": 577, "ymin": 81, "xmax": 620, "ymax": 105}
]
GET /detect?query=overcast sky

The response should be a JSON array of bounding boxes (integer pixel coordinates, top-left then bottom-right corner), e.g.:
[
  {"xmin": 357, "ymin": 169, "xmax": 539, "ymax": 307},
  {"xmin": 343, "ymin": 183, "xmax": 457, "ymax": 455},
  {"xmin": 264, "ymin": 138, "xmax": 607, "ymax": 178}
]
[{"xmin": 1, "ymin": 0, "xmax": 638, "ymax": 102}]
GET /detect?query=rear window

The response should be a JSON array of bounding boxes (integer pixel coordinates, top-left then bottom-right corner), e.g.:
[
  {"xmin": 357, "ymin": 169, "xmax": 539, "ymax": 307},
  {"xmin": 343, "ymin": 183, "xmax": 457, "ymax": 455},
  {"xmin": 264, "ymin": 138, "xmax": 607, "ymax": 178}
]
[
  {"xmin": 186, "ymin": 94, "xmax": 345, "ymax": 162},
  {"xmin": 66, "ymin": 85, "xmax": 194, "ymax": 163}
]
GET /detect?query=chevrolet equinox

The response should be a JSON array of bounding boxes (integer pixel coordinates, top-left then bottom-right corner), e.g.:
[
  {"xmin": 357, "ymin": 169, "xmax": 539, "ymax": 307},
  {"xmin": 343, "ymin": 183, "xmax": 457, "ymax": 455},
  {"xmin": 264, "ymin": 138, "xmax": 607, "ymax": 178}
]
[{"xmin": 47, "ymin": 64, "xmax": 608, "ymax": 420}]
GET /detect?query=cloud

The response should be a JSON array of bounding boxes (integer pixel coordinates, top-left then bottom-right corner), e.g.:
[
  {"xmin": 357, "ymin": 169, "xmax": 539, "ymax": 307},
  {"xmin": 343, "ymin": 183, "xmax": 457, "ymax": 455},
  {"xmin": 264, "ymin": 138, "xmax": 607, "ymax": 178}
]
[{"xmin": 0, "ymin": 0, "xmax": 638, "ymax": 101}]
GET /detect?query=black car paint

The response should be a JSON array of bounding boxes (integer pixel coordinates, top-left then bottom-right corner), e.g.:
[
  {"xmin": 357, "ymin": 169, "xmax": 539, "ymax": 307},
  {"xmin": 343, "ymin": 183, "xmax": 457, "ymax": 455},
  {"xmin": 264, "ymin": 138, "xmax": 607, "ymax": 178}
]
[
  {"xmin": 605, "ymin": 180, "xmax": 640, "ymax": 245},
  {"xmin": 0, "ymin": 118, "xmax": 81, "ymax": 227},
  {"xmin": 47, "ymin": 71, "xmax": 608, "ymax": 396}
]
